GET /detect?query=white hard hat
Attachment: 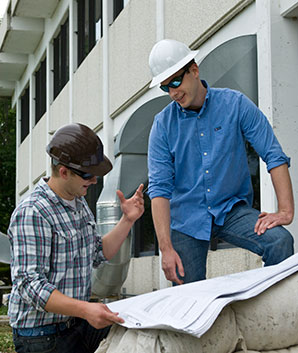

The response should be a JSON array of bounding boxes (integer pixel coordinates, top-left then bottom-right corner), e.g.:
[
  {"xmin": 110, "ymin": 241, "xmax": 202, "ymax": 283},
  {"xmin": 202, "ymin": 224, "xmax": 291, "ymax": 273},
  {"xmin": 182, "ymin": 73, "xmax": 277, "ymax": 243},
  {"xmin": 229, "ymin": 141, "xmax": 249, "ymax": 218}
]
[{"xmin": 149, "ymin": 39, "xmax": 199, "ymax": 88}]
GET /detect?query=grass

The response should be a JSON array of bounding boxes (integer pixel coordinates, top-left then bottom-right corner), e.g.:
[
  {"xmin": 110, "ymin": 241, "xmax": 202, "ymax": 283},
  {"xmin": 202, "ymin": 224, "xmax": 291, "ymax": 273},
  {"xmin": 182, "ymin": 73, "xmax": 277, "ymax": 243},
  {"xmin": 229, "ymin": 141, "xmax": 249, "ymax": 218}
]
[{"xmin": 0, "ymin": 306, "xmax": 15, "ymax": 353}]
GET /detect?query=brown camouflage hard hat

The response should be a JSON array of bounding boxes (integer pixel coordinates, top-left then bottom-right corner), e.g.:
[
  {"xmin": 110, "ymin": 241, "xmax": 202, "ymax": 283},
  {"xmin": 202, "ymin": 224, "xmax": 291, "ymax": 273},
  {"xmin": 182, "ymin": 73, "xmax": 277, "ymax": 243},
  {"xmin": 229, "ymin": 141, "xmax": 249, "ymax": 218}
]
[{"xmin": 46, "ymin": 123, "xmax": 112, "ymax": 176}]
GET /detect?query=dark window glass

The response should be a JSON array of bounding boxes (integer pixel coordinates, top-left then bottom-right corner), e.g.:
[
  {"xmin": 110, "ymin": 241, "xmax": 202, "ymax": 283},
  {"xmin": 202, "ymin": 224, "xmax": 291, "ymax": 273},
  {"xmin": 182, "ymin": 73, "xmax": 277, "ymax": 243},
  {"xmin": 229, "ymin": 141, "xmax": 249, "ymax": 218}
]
[
  {"xmin": 53, "ymin": 19, "xmax": 69, "ymax": 99},
  {"xmin": 85, "ymin": 177, "xmax": 103, "ymax": 220},
  {"xmin": 20, "ymin": 87, "xmax": 29, "ymax": 143},
  {"xmin": 77, "ymin": 0, "xmax": 102, "ymax": 67},
  {"xmin": 133, "ymin": 184, "xmax": 158, "ymax": 257},
  {"xmin": 113, "ymin": 0, "xmax": 124, "ymax": 20},
  {"xmin": 35, "ymin": 57, "xmax": 47, "ymax": 124}
]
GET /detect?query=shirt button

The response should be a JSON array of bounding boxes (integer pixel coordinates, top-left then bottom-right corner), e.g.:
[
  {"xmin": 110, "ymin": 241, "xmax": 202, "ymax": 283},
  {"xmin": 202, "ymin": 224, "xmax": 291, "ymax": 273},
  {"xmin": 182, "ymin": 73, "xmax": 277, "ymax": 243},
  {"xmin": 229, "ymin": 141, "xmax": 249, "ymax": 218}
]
[
  {"xmin": 206, "ymin": 170, "xmax": 209, "ymax": 173},
  {"xmin": 200, "ymin": 133, "xmax": 204, "ymax": 136},
  {"xmin": 207, "ymin": 189, "xmax": 210, "ymax": 192},
  {"xmin": 208, "ymin": 206, "xmax": 211, "ymax": 210},
  {"xmin": 204, "ymin": 152, "xmax": 207, "ymax": 156}
]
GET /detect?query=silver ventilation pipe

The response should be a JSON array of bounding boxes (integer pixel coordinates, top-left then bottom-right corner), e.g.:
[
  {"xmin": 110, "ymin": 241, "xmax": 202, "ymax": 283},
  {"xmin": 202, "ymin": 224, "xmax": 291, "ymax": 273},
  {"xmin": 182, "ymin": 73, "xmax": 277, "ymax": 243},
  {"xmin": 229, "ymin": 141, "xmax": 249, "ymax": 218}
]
[
  {"xmin": 0, "ymin": 232, "xmax": 11, "ymax": 264},
  {"xmin": 91, "ymin": 155, "xmax": 131, "ymax": 297}
]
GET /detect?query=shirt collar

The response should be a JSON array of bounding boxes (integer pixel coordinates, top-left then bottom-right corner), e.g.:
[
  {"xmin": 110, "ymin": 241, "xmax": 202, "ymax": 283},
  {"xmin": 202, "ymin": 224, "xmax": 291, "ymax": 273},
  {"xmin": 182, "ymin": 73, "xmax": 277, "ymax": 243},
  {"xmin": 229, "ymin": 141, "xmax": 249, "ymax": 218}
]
[
  {"xmin": 176, "ymin": 79, "xmax": 210, "ymax": 117},
  {"xmin": 38, "ymin": 177, "xmax": 84, "ymax": 211}
]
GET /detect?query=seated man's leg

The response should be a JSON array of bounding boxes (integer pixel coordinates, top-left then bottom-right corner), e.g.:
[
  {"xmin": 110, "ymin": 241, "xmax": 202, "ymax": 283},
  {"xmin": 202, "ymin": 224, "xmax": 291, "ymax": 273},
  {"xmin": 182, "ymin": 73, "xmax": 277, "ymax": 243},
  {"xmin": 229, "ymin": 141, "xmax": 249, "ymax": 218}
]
[
  {"xmin": 171, "ymin": 229, "xmax": 209, "ymax": 284},
  {"xmin": 213, "ymin": 202, "xmax": 294, "ymax": 266}
]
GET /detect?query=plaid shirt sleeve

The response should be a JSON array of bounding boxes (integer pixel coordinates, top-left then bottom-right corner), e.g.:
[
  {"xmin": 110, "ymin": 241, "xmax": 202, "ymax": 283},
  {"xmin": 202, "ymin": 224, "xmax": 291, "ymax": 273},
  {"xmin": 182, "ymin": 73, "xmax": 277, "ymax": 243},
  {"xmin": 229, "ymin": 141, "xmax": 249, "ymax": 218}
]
[{"xmin": 9, "ymin": 205, "xmax": 57, "ymax": 312}]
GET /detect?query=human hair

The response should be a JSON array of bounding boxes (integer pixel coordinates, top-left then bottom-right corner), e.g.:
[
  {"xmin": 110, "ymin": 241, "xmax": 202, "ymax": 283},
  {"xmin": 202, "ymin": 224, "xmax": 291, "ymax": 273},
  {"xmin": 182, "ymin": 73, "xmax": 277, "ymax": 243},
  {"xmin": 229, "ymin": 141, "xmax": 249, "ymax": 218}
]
[
  {"xmin": 51, "ymin": 160, "xmax": 62, "ymax": 177},
  {"xmin": 183, "ymin": 59, "xmax": 196, "ymax": 71}
]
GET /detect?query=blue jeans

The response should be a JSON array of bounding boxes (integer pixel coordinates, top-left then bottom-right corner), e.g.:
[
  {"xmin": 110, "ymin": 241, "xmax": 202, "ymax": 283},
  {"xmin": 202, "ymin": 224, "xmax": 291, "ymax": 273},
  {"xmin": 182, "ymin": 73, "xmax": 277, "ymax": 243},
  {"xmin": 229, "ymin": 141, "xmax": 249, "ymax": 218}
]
[
  {"xmin": 171, "ymin": 202, "xmax": 294, "ymax": 284},
  {"xmin": 13, "ymin": 319, "xmax": 110, "ymax": 353}
]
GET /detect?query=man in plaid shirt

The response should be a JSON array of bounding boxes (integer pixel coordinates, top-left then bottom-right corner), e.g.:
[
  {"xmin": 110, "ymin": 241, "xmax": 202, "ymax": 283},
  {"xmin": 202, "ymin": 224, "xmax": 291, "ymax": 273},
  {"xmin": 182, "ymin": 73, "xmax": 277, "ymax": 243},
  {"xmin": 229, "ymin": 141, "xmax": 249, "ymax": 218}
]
[{"xmin": 8, "ymin": 123, "xmax": 144, "ymax": 353}]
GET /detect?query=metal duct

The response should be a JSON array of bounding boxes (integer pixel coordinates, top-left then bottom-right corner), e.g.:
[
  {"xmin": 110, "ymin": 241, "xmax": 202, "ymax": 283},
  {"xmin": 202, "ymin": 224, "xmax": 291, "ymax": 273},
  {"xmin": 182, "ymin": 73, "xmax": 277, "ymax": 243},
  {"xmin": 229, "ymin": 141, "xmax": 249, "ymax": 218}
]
[
  {"xmin": 0, "ymin": 232, "xmax": 10, "ymax": 264},
  {"xmin": 91, "ymin": 95, "xmax": 171, "ymax": 298},
  {"xmin": 199, "ymin": 34, "xmax": 258, "ymax": 104}
]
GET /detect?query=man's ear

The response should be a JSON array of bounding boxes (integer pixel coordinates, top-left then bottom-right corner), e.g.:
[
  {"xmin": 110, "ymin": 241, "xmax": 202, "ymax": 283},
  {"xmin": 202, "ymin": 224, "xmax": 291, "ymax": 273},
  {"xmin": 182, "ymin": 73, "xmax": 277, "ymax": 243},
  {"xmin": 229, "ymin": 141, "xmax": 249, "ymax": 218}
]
[
  {"xmin": 191, "ymin": 63, "xmax": 199, "ymax": 78},
  {"xmin": 59, "ymin": 165, "xmax": 69, "ymax": 180}
]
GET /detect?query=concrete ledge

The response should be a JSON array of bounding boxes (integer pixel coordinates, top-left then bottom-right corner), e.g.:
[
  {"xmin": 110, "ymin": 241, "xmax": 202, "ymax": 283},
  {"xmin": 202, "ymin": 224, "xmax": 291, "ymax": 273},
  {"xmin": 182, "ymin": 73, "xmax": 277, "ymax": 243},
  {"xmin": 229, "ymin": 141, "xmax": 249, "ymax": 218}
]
[{"xmin": 121, "ymin": 249, "xmax": 262, "ymax": 296}]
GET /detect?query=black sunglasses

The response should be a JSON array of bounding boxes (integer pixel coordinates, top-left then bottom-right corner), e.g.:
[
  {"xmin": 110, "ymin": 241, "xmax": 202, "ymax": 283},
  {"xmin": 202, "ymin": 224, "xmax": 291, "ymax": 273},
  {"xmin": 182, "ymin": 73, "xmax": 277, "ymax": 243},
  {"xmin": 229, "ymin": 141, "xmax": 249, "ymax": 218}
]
[
  {"xmin": 160, "ymin": 67, "xmax": 189, "ymax": 93},
  {"xmin": 67, "ymin": 166, "xmax": 95, "ymax": 180},
  {"xmin": 52, "ymin": 158, "xmax": 95, "ymax": 180}
]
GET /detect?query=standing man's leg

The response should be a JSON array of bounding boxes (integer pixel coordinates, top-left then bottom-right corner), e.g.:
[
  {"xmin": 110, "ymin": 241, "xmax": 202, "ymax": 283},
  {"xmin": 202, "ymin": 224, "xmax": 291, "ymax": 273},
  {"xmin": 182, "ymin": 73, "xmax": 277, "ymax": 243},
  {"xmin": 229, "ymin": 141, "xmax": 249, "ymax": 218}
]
[
  {"xmin": 171, "ymin": 229, "xmax": 210, "ymax": 284},
  {"xmin": 212, "ymin": 202, "xmax": 294, "ymax": 265}
]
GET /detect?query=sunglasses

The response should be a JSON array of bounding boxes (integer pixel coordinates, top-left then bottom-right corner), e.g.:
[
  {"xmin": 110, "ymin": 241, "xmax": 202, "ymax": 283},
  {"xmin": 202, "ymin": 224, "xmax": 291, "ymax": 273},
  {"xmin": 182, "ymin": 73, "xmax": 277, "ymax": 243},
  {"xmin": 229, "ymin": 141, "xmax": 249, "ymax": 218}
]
[
  {"xmin": 67, "ymin": 166, "xmax": 95, "ymax": 180},
  {"xmin": 160, "ymin": 67, "xmax": 189, "ymax": 93}
]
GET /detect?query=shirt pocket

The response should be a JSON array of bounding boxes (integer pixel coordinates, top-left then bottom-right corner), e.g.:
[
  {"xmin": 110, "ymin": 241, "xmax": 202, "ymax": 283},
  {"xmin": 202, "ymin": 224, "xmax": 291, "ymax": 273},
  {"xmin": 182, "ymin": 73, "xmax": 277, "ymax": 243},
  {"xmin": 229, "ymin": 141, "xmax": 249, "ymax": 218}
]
[{"xmin": 53, "ymin": 227, "xmax": 80, "ymax": 266}]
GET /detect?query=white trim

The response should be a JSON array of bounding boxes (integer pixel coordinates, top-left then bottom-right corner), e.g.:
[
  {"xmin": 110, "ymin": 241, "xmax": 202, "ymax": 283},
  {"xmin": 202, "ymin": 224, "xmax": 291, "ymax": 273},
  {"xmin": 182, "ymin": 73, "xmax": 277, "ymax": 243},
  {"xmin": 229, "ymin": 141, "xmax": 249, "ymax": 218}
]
[
  {"xmin": 103, "ymin": 0, "xmax": 114, "ymax": 163},
  {"xmin": 69, "ymin": 0, "xmax": 74, "ymax": 124},
  {"xmin": 156, "ymin": 0, "xmax": 164, "ymax": 42},
  {"xmin": 256, "ymin": 0, "xmax": 275, "ymax": 213},
  {"xmin": 29, "ymin": 73, "xmax": 34, "ymax": 192}
]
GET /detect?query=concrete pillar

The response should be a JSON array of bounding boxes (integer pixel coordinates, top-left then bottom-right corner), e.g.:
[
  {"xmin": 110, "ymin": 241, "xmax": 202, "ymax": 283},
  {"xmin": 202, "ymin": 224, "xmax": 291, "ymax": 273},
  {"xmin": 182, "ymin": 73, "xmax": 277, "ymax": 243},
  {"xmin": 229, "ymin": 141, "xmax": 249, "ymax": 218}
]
[{"xmin": 256, "ymin": 0, "xmax": 298, "ymax": 249}]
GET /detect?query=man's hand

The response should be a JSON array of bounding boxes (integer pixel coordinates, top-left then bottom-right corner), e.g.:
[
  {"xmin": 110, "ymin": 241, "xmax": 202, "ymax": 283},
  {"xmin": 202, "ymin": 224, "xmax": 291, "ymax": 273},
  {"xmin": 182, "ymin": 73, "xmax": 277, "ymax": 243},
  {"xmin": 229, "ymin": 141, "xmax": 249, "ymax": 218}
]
[
  {"xmin": 162, "ymin": 248, "xmax": 184, "ymax": 285},
  {"xmin": 84, "ymin": 302, "xmax": 124, "ymax": 329},
  {"xmin": 254, "ymin": 210, "xmax": 293, "ymax": 235},
  {"xmin": 116, "ymin": 184, "xmax": 144, "ymax": 223}
]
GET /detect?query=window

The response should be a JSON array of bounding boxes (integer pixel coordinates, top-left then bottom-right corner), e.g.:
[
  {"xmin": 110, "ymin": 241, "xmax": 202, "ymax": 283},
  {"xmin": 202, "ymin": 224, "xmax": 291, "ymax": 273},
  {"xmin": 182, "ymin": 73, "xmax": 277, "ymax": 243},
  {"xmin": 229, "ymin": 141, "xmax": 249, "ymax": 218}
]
[
  {"xmin": 85, "ymin": 177, "xmax": 103, "ymax": 220},
  {"xmin": 20, "ymin": 87, "xmax": 29, "ymax": 143},
  {"xmin": 54, "ymin": 19, "xmax": 69, "ymax": 99},
  {"xmin": 133, "ymin": 185, "xmax": 159, "ymax": 257},
  {"xmin": 113, "ymin": 0, "xmax": 125, "ymax": 20},
  {"xmin": 77, "ymin": 0, "xmax": 102, "ymax": 66},
  {"xmin": 35, "ymin": 57, "xmax": 46, "ymax": 124}
]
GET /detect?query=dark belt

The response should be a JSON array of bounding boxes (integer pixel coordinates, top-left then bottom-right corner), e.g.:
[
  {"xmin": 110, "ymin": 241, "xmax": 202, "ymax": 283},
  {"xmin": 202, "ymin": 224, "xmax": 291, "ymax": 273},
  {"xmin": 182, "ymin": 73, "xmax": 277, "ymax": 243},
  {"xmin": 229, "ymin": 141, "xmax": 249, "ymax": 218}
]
[{"xmin": 13, "ymin": 317, "xmax": 78, "ymax": 337}]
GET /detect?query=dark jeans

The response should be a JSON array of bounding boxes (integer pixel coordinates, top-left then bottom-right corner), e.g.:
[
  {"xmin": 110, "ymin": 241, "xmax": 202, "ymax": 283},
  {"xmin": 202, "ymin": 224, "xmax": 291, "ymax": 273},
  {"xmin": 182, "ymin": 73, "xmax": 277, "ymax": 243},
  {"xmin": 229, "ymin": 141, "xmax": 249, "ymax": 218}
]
[
  {"xmin": 13, "ymin": 319, "xmax": 110, "ymax": 353},
  {"xmin": 171, "ymin": 202, "xmax": 294, "ymax": 284}
]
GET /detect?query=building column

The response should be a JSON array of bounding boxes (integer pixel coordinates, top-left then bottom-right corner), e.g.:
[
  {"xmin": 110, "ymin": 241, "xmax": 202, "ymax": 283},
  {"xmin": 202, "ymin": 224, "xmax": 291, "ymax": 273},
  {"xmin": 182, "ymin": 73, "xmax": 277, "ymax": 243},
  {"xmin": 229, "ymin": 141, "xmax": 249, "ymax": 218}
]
[{"xmin": 256, "ymin": 0, "xmax": 298, "ymax": 248}]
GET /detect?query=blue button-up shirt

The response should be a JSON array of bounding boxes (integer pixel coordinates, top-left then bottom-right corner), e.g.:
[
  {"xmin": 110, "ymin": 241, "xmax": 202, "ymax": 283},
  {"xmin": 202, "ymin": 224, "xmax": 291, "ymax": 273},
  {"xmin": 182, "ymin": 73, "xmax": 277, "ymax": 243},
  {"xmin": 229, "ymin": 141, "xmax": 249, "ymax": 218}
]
[{"xmin": 148, "ymin": 81, "xmax": 290, "ymax": 241}]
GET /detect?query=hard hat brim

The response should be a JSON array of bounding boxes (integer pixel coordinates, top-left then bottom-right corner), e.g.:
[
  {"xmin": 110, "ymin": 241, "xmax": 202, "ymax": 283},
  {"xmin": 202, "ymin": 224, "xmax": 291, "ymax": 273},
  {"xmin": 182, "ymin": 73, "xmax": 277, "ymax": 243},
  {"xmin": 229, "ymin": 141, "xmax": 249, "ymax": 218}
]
[
  {"xmin": 149, "ymin": 50, "xmax": 199, "ymax": 88},
  {"xmin": 82, "ymin": 155, "xmax": 113, "ymax": 177}
]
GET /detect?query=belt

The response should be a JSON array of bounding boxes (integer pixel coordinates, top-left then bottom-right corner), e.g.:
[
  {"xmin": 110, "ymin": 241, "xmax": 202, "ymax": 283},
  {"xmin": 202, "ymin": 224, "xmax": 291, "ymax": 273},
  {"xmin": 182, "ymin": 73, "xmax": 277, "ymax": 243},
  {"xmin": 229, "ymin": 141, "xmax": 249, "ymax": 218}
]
[{"xmin": 13, "ymin": 317, "xmax": 78, "ymax": 337}]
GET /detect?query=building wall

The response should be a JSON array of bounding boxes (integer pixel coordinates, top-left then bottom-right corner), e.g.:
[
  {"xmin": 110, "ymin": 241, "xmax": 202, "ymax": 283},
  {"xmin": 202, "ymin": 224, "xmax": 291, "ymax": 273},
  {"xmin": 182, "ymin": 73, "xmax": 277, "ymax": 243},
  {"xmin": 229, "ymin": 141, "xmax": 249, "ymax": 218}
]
[
  {"xmin": 109, "ymin": 0, "xmax": 155, "ymax": 116},
  {"xmin": 73, "ymin": 41, "xmax": 104, "ymax": 129},
  {"xmin": 164, "ymin": 0, "xmax": 254, "ymax": 45}
]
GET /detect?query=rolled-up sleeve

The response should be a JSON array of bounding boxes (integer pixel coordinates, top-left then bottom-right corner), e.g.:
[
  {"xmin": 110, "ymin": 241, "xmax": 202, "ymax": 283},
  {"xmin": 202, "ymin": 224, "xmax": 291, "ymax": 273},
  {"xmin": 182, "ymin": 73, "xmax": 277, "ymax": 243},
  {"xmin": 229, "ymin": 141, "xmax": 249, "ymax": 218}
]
[
  {"xmin": 239, "ymin": 94, "xmax": 290, "ymax": 172},
  {"xmin": 148, "ymin": 116, "xmax": 175, "ymax": 200},
  {"xmin": 9, "ymin": 207, "xmax": 56, "ymax": 312}
]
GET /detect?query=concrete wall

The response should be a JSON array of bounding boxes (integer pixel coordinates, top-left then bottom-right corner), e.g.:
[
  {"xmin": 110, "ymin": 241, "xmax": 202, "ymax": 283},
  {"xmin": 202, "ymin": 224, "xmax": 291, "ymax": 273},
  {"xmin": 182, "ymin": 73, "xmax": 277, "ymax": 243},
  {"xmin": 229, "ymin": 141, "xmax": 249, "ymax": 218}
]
[
  {"xmin": 164, "ymin": 0, "xmax": 254, "ymax": 45},
  {"xmin": 73, "ymin": 41, "xmax": 104, "ymax": 130},
  {"xmin": 17, "ymin": 136, "xmax": 29, "ymax": 195},
  {"xmin": 109, "ymin": 0, "xmax": 155, "ymax": 116},
  {"xmin": 122, "ymin": 249, "xmax": 262, "ymax": 296},
  {"xmin": 32, "ymin": 116, "xmax": 47, "ymax": 182}
]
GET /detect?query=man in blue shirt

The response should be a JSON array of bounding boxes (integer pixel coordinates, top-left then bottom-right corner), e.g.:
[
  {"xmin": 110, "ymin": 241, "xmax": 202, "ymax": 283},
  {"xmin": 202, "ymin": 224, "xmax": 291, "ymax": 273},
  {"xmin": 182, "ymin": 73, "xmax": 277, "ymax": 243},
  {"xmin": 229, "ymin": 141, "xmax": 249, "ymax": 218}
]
[{"xmin": 147, "ymin": 39, "xmax": 294, "ymax": 285}]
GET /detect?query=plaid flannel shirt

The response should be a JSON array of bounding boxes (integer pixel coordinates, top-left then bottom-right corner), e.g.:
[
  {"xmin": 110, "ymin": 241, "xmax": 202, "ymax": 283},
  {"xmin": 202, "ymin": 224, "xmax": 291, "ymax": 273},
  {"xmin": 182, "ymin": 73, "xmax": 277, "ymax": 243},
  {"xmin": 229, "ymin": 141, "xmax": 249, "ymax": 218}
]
[{"xmin": 8, "ymin": 178, "xmax": 106, "ymax": 328}]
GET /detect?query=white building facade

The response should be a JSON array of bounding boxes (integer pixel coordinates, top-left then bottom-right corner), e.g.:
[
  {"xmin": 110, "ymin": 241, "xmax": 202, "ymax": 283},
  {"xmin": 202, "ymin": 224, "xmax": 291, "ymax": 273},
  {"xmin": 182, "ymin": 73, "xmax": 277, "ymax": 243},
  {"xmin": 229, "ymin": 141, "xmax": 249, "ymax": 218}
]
[{"xmin": 0, "ymin": 0, "xmax": 298, "ymax": 297}]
